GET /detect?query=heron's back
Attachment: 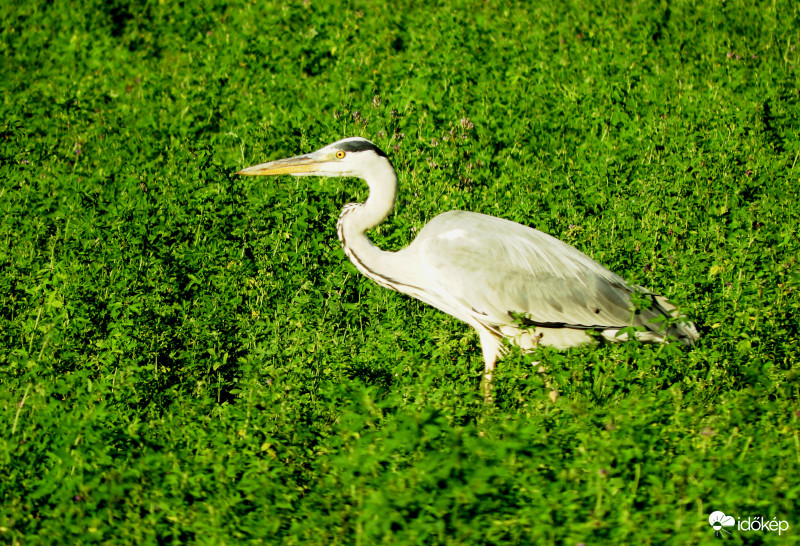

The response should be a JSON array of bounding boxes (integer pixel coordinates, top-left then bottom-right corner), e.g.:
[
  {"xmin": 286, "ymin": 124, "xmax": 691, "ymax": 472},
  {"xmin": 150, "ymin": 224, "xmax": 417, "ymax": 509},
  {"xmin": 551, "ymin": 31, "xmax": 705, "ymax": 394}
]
[{"xmin": 409, "ymin": 210, "xmax": 698, "ymax": 347}]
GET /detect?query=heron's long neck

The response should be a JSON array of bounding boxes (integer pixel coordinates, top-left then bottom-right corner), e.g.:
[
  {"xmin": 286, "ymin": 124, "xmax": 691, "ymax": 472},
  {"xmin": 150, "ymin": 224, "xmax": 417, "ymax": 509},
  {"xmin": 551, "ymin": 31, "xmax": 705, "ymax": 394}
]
[{"xmin": 336, "ymin": 160, "xmax": 401, "ymax": 289}]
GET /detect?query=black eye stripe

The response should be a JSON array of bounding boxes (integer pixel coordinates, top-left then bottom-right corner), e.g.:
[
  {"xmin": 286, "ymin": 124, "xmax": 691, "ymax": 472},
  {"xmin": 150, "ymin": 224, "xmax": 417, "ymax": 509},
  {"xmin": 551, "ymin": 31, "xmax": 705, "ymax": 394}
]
[{"xmin": 335, "ymin": 140, "xmax": 388, "ymax": 157}]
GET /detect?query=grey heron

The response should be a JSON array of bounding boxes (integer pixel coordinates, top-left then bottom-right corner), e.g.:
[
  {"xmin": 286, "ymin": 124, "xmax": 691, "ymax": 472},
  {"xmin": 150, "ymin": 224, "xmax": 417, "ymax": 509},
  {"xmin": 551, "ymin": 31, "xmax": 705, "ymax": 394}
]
[{"xmin": 238, "ymin": 137, "xmax": 698, "ymax": 395}]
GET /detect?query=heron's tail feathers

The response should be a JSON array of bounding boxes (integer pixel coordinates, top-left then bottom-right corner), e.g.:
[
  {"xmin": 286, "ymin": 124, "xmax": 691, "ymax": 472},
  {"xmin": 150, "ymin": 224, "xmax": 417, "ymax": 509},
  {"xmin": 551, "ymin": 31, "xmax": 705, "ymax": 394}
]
[{"xmin": 645, "ymin": 293, "xmax": 699, "ymax": 346}]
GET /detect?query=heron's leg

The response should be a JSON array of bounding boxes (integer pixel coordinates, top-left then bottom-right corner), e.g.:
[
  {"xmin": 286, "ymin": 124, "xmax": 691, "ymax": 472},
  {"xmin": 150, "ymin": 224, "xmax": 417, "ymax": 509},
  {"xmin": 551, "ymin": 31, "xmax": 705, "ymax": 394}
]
[
  {"xmin": 481, "ymin": 371, "xmax": 494, "ymax": 405},
  {"xmin": 478, "ymin": 330, "xmax": 501, "ymax": 405}
]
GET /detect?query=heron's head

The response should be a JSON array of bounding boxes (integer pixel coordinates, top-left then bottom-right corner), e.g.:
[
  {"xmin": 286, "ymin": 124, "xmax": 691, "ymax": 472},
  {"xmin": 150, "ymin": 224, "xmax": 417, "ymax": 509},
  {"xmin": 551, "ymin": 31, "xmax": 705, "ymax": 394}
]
[{"xmin": 237, "ymin": 137, "xmax": 391, "ymax": 179}]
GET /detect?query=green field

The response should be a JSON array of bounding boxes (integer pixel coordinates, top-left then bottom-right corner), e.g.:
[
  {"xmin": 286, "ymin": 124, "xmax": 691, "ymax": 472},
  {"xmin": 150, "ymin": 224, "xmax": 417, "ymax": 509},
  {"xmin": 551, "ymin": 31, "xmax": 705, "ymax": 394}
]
[{"xmin": 2, "ymin": 0, "xmax": 799, "ymax": 543}]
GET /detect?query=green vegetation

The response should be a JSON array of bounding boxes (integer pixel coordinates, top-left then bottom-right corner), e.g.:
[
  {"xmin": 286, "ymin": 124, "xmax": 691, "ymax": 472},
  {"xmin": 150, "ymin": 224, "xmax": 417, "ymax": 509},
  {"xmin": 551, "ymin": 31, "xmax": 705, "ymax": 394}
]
[{"xmin": 2, "ymin": 0, "xmax": 799, "ymax": 543}]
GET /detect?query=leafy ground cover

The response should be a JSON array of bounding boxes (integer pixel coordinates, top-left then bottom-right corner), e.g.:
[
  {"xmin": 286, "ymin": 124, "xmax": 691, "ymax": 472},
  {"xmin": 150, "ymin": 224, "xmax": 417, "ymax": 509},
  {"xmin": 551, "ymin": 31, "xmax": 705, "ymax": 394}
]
[{"xmin": 1, "ymin": 0, "xmax": 799, "ymax": 543}]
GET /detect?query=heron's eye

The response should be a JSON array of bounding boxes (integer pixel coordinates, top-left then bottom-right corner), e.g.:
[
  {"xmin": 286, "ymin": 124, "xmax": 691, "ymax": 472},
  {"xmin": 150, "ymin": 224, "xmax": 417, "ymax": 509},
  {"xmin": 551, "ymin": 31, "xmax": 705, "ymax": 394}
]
[{"xmin": 335, "ymin": 150, "xmax": 346, "ymax": 159}]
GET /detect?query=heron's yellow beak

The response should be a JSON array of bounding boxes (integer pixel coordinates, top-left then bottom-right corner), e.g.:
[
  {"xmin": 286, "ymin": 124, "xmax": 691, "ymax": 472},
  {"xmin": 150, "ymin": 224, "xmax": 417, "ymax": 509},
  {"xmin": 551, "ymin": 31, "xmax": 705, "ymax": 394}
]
[{"xmin": 236, "ymin": 154, "xmax": 319, "ymax": 176}]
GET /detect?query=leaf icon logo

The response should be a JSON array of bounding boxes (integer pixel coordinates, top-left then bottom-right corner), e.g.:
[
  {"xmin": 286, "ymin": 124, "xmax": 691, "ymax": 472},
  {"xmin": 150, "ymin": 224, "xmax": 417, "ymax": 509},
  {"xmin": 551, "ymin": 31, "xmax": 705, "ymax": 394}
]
[{"xmin": 709, "ymin": 511, "xmax": 736, "ymax": 536}]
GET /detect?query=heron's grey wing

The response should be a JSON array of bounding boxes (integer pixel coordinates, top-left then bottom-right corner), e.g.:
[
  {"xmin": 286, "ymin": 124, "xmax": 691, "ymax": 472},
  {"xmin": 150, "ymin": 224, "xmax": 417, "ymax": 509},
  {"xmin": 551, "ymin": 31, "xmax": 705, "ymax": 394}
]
[{"xmin": 414, "ymin": 211, "xmax": 638, "ymax": 330}]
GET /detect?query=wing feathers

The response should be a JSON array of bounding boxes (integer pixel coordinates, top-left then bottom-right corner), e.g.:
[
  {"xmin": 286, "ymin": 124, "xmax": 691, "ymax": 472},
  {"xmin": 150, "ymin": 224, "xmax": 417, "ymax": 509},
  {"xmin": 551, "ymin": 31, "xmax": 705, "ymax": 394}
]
[{"xmin": 415, "ymin": 211, "xmax": 682, "ymax": 340}]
